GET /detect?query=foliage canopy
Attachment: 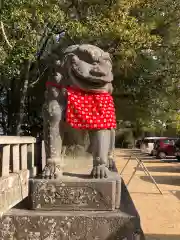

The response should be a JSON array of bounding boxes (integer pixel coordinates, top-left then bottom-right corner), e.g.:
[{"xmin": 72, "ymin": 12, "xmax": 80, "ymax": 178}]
[{"xmin": 0, "ymin": 0, "xmax": 180, "ymax": 136}]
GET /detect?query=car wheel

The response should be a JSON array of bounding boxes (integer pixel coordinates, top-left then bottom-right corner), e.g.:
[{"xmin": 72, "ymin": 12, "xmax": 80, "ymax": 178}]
[
  {"xmin": 157, "ymin": 152, "xmax": 166, "ymax": 159},
  {"xmin": 149, "ymin": 150, "xmax": 154, "ymax": 156},
  {"xmin": 151, "ymin": 150, "xmax": 156, "ymax": 156}
]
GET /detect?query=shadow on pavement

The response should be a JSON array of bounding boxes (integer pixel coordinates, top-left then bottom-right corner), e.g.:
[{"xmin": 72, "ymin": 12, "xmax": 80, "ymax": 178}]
[
  {"xmin": 117, "ymin": 154, "xmax": 156, "ymax": 160},
  {"xmin": 170, "ymin": 190, "xmax": 180, "ymax": 200},
  {"xmin": 140, "ymin": 175, "xmax": 180, "ymax": 186},
  {"xmin": 139, "ymin": 160, "xmax": 163, "ymax": 163},
  {"xmin": 120, "ymin": 156, "xmax": 179, "ymax": 164},
  {"xmin": 161, "ymin": 158, "xmax": 179, "ymax": 162},
  {"xmin": 138, "ymin": 166, "xmax": 180, "ymax": 173},
  {"xmin": 145, "ymin": 233, "xmax": 180, "ymax": 240},
  {"xmin": 118, "ymin": 155, "xmax": 166, "ymax": 164}
]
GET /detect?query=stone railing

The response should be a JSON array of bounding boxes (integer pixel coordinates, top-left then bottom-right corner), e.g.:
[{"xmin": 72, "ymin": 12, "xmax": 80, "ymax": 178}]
[{"xmin": 0, "ymin": 136, "xmax": 36, "ymax": 215}]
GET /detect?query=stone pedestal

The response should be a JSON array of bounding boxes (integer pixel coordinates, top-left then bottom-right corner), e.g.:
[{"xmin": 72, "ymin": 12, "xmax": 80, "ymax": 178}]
[
  {"xmin": 0, "ymin": 180, "xmax": 145, "ymax": 240},
  {"xmin": 0, "ymin": 156, "xmax": 145, "ymax": 239},
  {"xmin": 30, "ymin": 172, "xmax": 121, "ymax": 211}
]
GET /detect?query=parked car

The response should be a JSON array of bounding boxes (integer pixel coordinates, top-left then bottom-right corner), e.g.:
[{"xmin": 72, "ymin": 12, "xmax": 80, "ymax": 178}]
[
  {"xmin": 153, "ymin": 138, "xmax": 178, "ymax": 159},
  {"xmin": 135, "ymin": 140, "xmax": 142, "ymax": 149},
  {"xmin": 140, "ymin": 137, "xmax": 167, "ymax": 155},
  {"xmin": 174, "ymin": 138, "xmax": 180, "ymax": 161}
]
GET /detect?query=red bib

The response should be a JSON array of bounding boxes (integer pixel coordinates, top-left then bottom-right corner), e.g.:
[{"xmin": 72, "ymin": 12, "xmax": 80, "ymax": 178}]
[
  {"xmin": 66, "ymin": 87, "xmax": 116, "ymax": 130},
  {"xmin": 46, "ymin": 82, "xmax": 116, "ymax": 130}
]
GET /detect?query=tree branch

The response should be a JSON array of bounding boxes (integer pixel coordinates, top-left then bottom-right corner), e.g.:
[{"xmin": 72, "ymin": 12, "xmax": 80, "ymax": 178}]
[
  {"xmin": 0, "ymin": 21, "xmax": 12, "ymax": 49},
  {"xmin": 29, "ymin": 66, "xmax": 48, "ymax": 88}
]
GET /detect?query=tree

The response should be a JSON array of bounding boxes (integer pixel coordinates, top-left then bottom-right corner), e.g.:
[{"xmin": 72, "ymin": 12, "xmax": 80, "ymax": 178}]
[
  {"xmin": 0, "ymin": 0, "xmax": 180, "ymax": 136},
  {"xmin": 127, "ymin": 0, "xmax": 180, "ymax": 134}
]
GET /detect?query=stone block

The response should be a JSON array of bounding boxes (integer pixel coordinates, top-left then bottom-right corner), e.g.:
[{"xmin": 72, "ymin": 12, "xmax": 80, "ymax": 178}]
[
  {"xmin": 0, "ymin": 209, "xmax": 144, "ymax": 240},
  {"xmin": 0, "ymin": 180, "xmax": 145, "ymax": 240},
  {"xmin": 0, "ymin": 170, "xmax": 29, "ymax": 216},
  {"xmin": 30, "ymin": 172, "xmax": 121, "ymax": 211}
]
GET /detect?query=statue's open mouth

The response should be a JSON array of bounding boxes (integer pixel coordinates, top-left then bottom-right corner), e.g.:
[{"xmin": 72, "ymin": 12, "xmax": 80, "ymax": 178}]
[{"xmin": 70, "ymin": 67, "xmax": 106, "ymax": 89}]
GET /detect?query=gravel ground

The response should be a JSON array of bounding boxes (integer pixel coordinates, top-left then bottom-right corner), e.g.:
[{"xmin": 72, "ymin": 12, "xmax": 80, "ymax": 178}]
[{"xmin": 115, "ymin": 148, "xmax": 180, "ymax": 240}]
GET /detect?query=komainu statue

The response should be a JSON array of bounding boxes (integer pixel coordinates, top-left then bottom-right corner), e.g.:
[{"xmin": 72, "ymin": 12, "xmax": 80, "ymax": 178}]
[{"xmin": 42, "ymin": 44, "xmax": 116, "ymax": 179}]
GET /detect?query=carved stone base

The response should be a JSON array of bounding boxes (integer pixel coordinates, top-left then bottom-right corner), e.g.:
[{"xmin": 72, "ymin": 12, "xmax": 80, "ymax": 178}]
[
  {"xmin": 0, "ymin": 180, "xmax": 145, "ymax": 240},
  {"xmin": 30, "ymin": 172, "xmax": 121, "ymax": 211}
]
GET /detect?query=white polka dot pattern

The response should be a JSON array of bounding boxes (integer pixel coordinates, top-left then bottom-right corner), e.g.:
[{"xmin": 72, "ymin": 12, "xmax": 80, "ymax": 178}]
[{"xmin": 66, "ymin": 87, "xmax": 116, "ymax": 129}]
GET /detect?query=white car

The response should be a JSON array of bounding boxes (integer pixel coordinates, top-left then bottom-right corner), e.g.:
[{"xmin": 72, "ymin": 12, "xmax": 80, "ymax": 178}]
[{"xmin": 140, "ymin": 137, "xmax": 167, "ymax": 155}]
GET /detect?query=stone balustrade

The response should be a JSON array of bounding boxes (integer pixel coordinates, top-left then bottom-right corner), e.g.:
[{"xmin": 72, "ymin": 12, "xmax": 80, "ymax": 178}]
[{"xmin": 0, "ymin": 136, "xmax": 36, "ymax": 215}]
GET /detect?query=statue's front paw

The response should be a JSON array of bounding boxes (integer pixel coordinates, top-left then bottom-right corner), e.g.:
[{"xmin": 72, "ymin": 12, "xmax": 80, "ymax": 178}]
[
  {"xmin": 91, "ymin": 164, "xmax": 110, "ymax": 179},
  {"xmin": 42, "ymin": 164, "xmax": 63, "ymax": 179}
]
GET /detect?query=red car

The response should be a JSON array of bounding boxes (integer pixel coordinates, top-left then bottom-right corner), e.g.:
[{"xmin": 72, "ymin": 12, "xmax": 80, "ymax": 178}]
[{"xmin": 153, "ymin": 138, "xmax": 178, "ymax": 159}]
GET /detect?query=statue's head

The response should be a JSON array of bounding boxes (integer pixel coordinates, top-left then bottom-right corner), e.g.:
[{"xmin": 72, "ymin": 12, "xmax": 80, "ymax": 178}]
[{"xmin": 61, "ymin": 44, "xmax": 113, "ymax": 90}]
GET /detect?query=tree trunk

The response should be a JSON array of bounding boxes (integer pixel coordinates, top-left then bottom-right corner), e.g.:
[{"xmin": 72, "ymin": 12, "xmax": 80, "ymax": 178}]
[
  {"xmin": 0, "ymin": 105, "xmax": 7, "ymax": 134},
  {"xmin": 7, "ymin": 78, "xmax": 18, "ymax": 135},
  {"xmin": 16, "ymin": 60, "xmax": 31, "ymax": 136}
]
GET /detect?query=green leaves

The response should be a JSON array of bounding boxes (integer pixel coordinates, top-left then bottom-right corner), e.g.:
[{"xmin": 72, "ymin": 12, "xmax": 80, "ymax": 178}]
[{"xmin": 0, "ymin": 0, "xmax": 180, "ymax": 135}]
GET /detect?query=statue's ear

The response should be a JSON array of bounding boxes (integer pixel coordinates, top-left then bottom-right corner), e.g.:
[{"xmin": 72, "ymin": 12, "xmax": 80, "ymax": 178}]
[
  {"xmin": 63, "ymin": 45, "xmax": 80, "ymax": 55},
  {"xmin": 61, "ymin": 53, "xmax": 75, "ymax": 69}
]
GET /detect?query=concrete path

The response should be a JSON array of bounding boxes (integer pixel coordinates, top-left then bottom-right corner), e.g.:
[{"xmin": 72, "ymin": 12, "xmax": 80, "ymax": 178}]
[{"xmin": 115, "ymin": 149, "xmax": 180, "ymax": 240}]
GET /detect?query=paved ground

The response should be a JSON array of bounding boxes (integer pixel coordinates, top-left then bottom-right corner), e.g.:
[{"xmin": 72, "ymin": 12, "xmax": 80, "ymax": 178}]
[{"xmin": 115, "ymin": 149, "xmax": 180, "ymax": 240}]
